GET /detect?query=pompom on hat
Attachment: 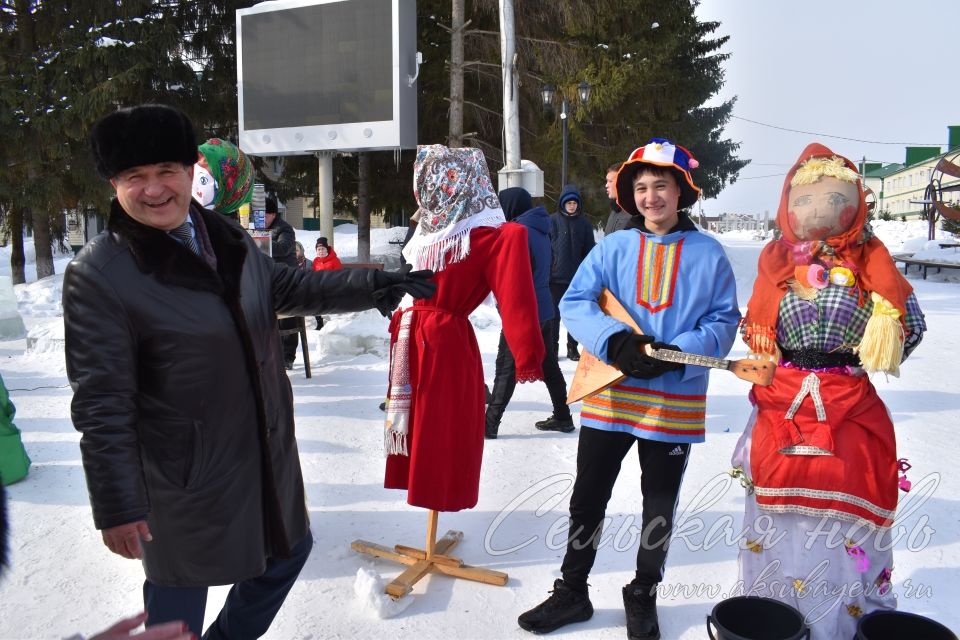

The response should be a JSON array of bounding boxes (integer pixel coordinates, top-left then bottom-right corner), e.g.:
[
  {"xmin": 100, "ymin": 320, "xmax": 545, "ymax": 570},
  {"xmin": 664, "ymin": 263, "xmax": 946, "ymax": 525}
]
[
  {"xmin": 615, "ymin": 137, "xmax": 701, "ymax": 214},
  {"xmin": 90, "ymin": 104, "xmax": 198, "ymax": 179}
]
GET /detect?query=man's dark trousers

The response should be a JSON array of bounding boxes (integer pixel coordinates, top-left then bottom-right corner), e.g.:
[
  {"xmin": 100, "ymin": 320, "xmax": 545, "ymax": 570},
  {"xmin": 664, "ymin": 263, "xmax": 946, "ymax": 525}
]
[
  {"xmin": 278, "ymin": 317, "xmax": 300, "ymax": 365},
  {"xmin": 549, "ymin": 282, "xmax": 578, "ymax": 356},
  {"xmin": 486, "ymin": 321, "xmax": 570, "ymax": 431},
  {"xmin": 559, "ymin": 429, "xmax": 689, "ymax": 590},
  {"xmin": 143, "ymin": 530, "xmax": 314, "ymax": 638}
]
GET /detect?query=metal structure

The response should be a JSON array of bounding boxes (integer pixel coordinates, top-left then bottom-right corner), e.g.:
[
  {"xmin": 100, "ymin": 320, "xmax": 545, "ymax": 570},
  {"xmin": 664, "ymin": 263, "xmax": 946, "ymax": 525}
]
[
  {"xmin": 541, "ymin": 81, "xmax": 591, "ymax": 189},
  {"xmin": 928, "ymin": 151, "xmax": 960, "ymax": 239}
]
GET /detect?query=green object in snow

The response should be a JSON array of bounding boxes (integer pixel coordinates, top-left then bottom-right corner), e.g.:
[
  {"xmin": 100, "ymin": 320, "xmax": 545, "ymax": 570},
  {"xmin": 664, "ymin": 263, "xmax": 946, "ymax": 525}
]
[{"xmin": 0, "ymin": 374, "xmax": 29, "ymax": 485}]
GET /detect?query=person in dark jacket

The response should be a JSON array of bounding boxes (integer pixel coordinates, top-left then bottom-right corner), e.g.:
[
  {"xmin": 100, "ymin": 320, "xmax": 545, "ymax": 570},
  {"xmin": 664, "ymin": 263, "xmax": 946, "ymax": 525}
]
[
  {"xmin": 265, "ymin": 196, "xmax": 301, "ymax": 369},
  {"xmin": 485, "ymin": 188, "xmax": 572, "ymax": 438},
  {"xmin": 549, "ymin": 184, "xmax": 595, "ymax": 362},
  {"xmin": 63, "ymin": 104, "xmax": 435, "ymax": 639},
  {"xmin": 603, "ymin": 162, "xmax": 631, "ymax": 236}
]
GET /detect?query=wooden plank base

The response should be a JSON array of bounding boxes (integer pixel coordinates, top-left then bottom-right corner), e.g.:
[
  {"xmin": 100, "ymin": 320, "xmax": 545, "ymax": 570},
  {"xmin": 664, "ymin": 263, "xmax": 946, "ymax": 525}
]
[{"xmin": 351, "ymin": 528, "xmax": 508, "ymax": 599}]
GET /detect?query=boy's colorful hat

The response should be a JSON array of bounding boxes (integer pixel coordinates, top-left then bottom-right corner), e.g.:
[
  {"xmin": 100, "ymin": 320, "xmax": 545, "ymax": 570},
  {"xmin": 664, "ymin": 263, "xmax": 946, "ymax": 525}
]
[{"xmin": 615, "ymin": 138, "xmax": 701, "ymax": 214}]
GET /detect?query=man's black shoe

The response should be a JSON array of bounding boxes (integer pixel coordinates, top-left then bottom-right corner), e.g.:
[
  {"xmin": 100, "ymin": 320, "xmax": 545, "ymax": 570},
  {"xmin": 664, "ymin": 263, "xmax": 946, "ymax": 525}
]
[
  {"xmin": 623, "ymin": 582, "xmax": 660, "ymax": 640},
  {"xmin": 484, "ymin": 428, "xmax": 498, "ymax": 440},
  {"xmin": 567, "ymin": 347, "xmax": 580, "ymax": 361},
  {"xmin": 284, "ymin": 360, "xmax": 294, "ymax": 370},
  {"xmin": 535, "ymin": 415, "xmax": 575, "ymax": 433},
  {"xmin": 518, "ymin": 579, "xmax": 593, "ymax": 634}
]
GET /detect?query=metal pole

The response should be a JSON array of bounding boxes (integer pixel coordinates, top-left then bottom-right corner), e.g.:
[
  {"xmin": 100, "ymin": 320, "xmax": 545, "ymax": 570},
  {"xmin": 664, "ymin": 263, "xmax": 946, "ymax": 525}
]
[
  {"xmin": 561, "ymin": 95, "xmax": 569, "ymax": 188},
  {"xmin": 316, "ymin": 151, "xmax": 334, "ymax": 247},
  {"xmin": 499, "ymin": 0, "xmax": 520, "ymax": 181}
]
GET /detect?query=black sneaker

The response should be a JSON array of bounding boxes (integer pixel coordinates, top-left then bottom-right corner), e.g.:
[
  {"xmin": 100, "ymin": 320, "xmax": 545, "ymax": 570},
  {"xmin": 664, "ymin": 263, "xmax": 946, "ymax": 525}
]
[
  {"xmin": 518, "ymin": 579, "xmax": 593, "ymax": 634},
  {"xmin": 567, "ymin": 347, "xmax": 580, "ymax": 361},
  {"xmin": 535, "ymin": 415, "xmax": 575, "ymax": 433},
  {"xmin": 622, "ymin": 582, "xmax": 660, "ymax": 640}
]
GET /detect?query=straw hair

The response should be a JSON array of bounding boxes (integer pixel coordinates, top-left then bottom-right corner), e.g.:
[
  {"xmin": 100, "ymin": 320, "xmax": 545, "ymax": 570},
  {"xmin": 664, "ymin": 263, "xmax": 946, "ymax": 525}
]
[
  {"xmin": 791, "ymin": 156, "xmax": 859, "ymax": 187},
  {"xmin": 855, "ymin": 293, "xmax": 904, "ymax": 375}
]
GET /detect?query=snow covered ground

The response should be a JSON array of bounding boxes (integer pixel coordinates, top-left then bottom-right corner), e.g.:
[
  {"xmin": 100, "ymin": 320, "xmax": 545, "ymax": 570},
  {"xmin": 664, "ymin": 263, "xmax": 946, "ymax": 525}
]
[{"xmin": 0, "ymin": 220, "xmax": 957, "ymax": 639}]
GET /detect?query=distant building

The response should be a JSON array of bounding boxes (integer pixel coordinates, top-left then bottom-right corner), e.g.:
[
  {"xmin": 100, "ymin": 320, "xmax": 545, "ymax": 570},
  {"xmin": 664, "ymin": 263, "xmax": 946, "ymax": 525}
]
[
  {"xmin": 860, "ymin": 126, "xmax": 960, "ymax": 220},
  {"xmin": 707, "ymin": 212, "xmax": 773, "ymax": 234}
]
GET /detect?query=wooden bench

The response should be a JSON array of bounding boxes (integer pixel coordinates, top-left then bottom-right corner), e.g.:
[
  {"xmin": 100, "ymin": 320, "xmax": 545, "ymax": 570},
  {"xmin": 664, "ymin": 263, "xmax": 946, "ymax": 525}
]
[{"xmin": 893, "ymin": 254, "xmax": 960, "ymax": 280}]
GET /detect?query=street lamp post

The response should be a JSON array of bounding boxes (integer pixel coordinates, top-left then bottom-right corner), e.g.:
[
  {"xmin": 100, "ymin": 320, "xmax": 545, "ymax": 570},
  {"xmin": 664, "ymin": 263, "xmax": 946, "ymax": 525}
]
[{"xmin": 542, "ymin": 81, "xmax": 591, "ymax": 189}]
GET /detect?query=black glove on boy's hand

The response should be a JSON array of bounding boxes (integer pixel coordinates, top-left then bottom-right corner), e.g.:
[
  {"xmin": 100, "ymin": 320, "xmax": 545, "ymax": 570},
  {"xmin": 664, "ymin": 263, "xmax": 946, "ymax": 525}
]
[
  {"xmin": 607, "ymin": 331, "xmax": 684, "ymax": 380},
  {"xmin": 371, "ymin": 265, "xmax": 436, "ymax": 317}
]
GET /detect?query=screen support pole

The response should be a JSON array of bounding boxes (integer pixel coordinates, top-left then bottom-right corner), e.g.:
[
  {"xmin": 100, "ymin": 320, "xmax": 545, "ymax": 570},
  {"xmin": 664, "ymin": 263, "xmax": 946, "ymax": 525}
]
[{"xmin": 316, "ymin": 151, "xmax": 335, "ymax": 247}]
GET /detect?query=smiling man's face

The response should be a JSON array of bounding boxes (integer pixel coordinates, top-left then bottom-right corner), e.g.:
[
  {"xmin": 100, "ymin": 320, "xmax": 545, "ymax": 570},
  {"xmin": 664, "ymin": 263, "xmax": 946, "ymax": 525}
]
[{"xmin": 111, "ymin": 161, "xmax": 194, "ymax": 231}]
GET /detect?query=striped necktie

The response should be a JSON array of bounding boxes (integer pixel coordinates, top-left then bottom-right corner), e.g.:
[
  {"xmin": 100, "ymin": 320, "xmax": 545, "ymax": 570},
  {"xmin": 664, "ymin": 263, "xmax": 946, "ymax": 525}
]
[{"xmin": 170, "ymin": 221, "xmax": 200, "ymax": 256}]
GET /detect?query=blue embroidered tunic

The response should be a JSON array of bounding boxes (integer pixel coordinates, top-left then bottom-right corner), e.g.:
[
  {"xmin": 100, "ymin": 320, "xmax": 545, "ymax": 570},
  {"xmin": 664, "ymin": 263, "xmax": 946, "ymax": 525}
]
[{"xmin": 560, "ymin": 227, "xmax": 741, "ymax": 443}]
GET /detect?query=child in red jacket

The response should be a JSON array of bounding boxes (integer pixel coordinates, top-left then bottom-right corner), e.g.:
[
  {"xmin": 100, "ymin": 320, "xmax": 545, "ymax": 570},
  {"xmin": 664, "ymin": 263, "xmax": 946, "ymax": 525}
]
[
  {"xmin": 311, "ymin": 237, "xmax": 341, "ymax": 328},
  {"xmin": 311, "ymin": 237, "xmax": 341, "ymax": 271}
]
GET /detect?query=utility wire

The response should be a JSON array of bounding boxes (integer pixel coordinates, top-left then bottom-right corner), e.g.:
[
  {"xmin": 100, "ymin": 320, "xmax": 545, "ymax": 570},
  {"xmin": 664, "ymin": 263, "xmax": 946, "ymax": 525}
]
[
  {"xmin": 736, "ymin": 173, "xmax": 788, "ymax": 180},
  {"xmin": 732, "ymin": 116, "xmax": 943, "ymax": 146},
  {"xmin": 7, "ymin": 383, "xmax": 71, "ymax": 392}
]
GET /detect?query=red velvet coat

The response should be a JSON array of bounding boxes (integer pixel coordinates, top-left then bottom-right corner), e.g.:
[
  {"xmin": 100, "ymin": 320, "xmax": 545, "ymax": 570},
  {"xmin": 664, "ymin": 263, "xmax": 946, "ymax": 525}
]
[{"xmin": 385, "ymin": 224, "xmax": 544, "ymax": 511}]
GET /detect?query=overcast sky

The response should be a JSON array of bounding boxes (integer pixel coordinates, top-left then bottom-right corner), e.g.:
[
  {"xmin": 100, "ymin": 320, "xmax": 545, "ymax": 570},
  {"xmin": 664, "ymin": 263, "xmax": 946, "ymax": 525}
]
[{"xmin": 694, "ymin": 1, "xmax": 960, "ymax": 217}]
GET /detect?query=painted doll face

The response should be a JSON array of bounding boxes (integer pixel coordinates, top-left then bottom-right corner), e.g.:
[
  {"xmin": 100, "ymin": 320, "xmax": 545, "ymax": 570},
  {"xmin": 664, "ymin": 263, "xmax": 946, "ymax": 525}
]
[{"xmin": 786, "ymin": 176, "xmax": 859, "ymax": 241}]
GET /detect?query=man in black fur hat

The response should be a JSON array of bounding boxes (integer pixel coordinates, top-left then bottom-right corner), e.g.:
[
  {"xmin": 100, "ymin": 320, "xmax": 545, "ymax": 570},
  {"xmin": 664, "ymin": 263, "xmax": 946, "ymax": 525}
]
[{"xmin": 63, "ymin": 104, "xmax": 435, "ymax": 638}]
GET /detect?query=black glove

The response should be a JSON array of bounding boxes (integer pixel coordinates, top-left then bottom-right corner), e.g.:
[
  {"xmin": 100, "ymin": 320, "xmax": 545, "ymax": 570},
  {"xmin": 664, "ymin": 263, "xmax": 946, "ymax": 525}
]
[
  {"xmin": 607, "ymin": 331, "xmax": 684, "ymax": 380},
  {"xmin": 371, "ymin": 264, "xmax": 436, "ymax": 317}
]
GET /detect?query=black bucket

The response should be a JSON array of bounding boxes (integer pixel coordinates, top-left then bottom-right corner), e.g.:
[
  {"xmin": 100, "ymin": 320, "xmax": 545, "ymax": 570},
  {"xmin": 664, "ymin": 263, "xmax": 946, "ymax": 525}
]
[
  {"xmin": 707, "ymin": 596, "xmax": 809, "ymax": 640},
  {"xmin": 856, "ymin": 610, "xmax": 957, "ymax": 640}
]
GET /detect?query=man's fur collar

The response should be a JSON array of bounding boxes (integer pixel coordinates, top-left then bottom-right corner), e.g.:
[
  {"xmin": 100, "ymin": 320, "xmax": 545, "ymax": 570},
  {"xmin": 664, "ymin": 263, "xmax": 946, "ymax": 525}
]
[{"xmin": 107, "ymin": 199, "xmax": 249, "ymax": 298}]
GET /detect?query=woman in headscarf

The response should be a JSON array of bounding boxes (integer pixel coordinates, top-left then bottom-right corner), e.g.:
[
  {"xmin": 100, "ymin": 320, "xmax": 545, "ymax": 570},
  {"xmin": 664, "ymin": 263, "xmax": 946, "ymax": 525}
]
[
  {"xmin": 383, "ymin": 145, "xmax": 544, "ymax": 511},
  {"xmin": 732, "ymin": 143, "xmax": 926, "ymax": 639},
  {"xmin": 192, "ymin": 138, "xmax": 254, "ymax": 216}
]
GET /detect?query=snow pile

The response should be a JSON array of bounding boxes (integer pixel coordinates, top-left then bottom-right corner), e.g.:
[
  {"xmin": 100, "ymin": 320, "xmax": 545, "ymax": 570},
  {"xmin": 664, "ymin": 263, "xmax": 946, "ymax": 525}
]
[
  {"xmin": 0, "ymin": 275, "xmax": 26, "ymax": 339},
  {"xmin": 315, "ymin": 309, "xmax": 391, "ymax": 358},
  {"xmin": 16, "ymin": 273, "xmax": 65, "ymax": 317},
  {"xmin": 353, "ymin": 567, "xmax": 414, "ymax": 619},
  {"xmin": 26, "ymin": 318, "xmax": 65, "ymax": 354}
]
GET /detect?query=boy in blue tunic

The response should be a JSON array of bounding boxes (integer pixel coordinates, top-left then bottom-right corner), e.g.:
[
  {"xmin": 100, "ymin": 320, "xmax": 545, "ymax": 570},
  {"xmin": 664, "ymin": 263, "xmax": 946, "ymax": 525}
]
[{"xmin": 518, "ymin": 139, "xmax": 740, "ymax": 640}]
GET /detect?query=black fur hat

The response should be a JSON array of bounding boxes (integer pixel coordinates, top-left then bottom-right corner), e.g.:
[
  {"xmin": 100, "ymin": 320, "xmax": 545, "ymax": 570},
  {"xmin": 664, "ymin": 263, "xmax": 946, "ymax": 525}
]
[{"xmin": 90, "ymin": 104, "xmax": 199, "ymax": 179}]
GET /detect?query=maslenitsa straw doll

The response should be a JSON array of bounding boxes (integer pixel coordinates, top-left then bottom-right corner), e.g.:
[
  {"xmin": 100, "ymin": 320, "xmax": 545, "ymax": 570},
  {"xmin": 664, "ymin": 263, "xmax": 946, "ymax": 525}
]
[{"xmin": 732, "ymin": 143, "xmax": 927, "ymax": 640}]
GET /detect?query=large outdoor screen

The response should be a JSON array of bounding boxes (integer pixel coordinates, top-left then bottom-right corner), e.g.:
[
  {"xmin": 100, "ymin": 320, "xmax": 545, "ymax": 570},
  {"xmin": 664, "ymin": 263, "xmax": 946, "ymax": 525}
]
[{"xmin": 237, "ymin": 0, "xmax": 417, "ymax": 154}]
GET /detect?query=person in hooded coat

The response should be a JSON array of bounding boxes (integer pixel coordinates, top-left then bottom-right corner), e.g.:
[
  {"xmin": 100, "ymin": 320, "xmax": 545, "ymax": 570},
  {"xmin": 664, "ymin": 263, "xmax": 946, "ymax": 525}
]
[
  {"xmin": 548, "ymin": 185, "xmax": 595, "ymax": 362},
  {"xmin": 383, "ymin": 145, "xmax": 544, "ymax": 512},
  {"xmin": 484, "ymin": 187, "xmax": 572, "ymax": 438}
]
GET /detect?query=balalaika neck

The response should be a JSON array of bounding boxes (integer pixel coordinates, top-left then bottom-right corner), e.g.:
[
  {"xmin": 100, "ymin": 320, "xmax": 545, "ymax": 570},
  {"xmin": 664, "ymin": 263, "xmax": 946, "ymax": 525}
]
[{"xmin": 649, "ymin": 348, "xmax": 729, "ymax": 370}]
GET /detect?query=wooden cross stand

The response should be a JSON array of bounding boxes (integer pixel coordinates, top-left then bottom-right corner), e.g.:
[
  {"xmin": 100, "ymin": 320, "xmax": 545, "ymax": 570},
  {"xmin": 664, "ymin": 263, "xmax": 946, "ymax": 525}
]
[{"xmin": 351, "ymin": 509, "xmax": 508, "ymax": 598}]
